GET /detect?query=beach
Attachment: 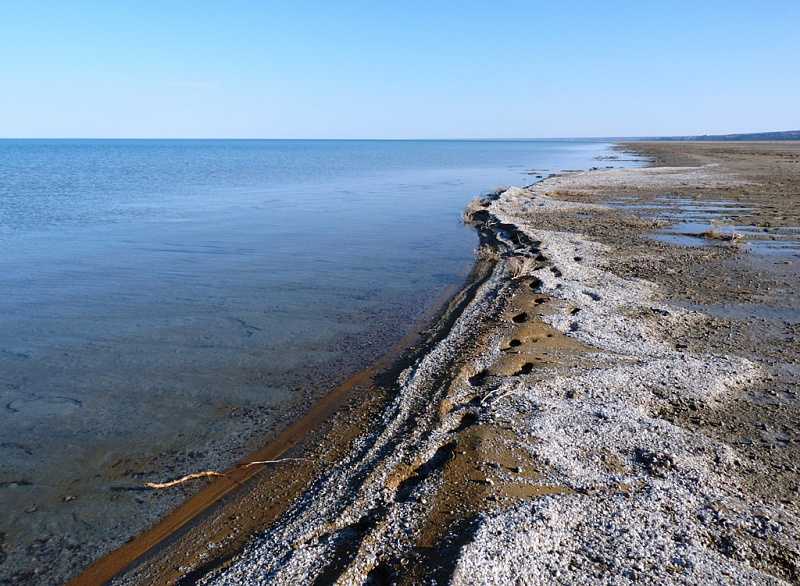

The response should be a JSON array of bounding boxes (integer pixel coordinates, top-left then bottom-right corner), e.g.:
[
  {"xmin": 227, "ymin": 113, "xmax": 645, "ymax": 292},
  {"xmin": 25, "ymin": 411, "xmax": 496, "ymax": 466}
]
[
  {"xmin": 75, "ymin": 140, "xmax": 800, "ymax": 585},
  {"xmin": 2, "ymin": 3, "xmax": 797, "ymax": 584}
]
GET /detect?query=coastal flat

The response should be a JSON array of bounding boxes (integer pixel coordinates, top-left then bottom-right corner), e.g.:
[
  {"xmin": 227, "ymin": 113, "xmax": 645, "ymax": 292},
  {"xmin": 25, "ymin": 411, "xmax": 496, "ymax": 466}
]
[{"xmin": 85, "ymin": 141, "xmax": 799, "ymax": 585}]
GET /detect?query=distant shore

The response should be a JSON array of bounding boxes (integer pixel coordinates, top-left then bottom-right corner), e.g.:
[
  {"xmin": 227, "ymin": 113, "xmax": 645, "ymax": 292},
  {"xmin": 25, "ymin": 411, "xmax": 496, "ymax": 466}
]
[{"xmin": 77, "ymin": 141, "xmax": 800, "ymax": 584}]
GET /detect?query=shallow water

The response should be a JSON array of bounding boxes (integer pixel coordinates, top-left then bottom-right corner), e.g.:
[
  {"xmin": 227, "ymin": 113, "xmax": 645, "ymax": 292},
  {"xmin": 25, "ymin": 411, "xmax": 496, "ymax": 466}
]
[
  {"xmin": 0, "ymin": 139, "xmax": 618, "ymax": 582},
  {"xmin": 607, "ymin": 195, "xmax": 800, "ymax": 255}
]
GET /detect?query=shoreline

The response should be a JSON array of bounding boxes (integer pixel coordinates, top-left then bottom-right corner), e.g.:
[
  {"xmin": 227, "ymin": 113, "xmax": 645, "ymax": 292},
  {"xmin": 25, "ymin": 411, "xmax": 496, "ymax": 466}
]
[
  {"xmin": 78, "ymin": 141, "xmax": 800, "ymax": 584},
  {"xmin": 106, "ymin": 183, "xmax": 596, "ymax": 584},
  {"xmin": 69, "ymin": 243, "xmax": 496, "ymax": 585}
]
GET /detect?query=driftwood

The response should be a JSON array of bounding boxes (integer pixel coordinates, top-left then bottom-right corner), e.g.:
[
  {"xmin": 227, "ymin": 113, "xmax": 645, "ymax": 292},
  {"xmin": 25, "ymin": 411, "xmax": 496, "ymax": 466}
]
[
  {"xmin": 239, "ymin": 457, "xmax": 307, "ymax": 469},
  {"xmin": 145, "ymin": 471, "xmax": 225, "ymax": 489},
  {"xmin": 145, "ymin": 457, "xmax": 308, "ymax": 489},
  {"xmin": 489, "ymin": 389, "xmax": 521, "ymax": 405}
]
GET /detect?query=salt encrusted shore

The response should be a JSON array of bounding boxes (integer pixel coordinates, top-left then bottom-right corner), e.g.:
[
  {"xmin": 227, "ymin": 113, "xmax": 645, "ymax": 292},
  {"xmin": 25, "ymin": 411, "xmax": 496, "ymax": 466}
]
[
  {"xmin": 109, "ymin": 143, "xmax": 800, "ymax": 585},
  {"xmin": 191, "ymin": 156, "xmax": 799, "ymax": 584},
  {"xmin": 452, "ymin": 186, "xmax": 788, "ymax": 584}
]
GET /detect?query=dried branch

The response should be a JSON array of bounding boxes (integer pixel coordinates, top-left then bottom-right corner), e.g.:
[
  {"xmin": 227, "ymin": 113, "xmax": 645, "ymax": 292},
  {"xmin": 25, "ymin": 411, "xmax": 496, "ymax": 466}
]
[
  {"xmin": 489, "ymin": 389, "xmax": 522, "ymax": 406},
  {"xmin": 145, "ymin": 471, "xmax": 226, "ymax": 489},
  {"xmin": 144, "ymin": 457, "xmax": 308, "ymax": 489},
  {"xmin": 480, "ymin": 386, "xmax": 503, "ymax": 405},
  {"xmin": 239, "ymin": 457, "xmax": 308, "ymax": 469}
]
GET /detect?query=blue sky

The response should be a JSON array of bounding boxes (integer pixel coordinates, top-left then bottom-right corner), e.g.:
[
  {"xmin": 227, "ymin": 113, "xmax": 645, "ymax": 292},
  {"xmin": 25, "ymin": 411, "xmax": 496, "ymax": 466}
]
[{"xmin": 1, "ymin": 1, "xmax": 798, "ymax": 138}]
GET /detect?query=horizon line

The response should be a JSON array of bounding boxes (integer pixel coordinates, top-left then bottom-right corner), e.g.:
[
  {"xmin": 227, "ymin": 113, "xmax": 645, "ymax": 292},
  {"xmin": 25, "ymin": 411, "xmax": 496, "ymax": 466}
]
[
  {"xmin": 1, "ymin": 130, "xmax": 796, "ymax": 141},
  {"xmin": 0, "ymin": 136, "xmax": 645, "ymax": 141}
]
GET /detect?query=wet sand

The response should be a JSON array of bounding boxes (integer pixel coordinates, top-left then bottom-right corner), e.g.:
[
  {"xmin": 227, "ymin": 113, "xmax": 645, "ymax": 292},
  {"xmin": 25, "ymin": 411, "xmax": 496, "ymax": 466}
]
[{"xmin": 75, "ymin": 141, "xmax": 800, "ymax": 584}]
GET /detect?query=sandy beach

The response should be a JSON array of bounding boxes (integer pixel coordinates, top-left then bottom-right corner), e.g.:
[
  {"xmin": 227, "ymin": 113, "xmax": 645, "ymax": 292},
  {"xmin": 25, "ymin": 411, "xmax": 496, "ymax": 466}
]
[{"xmin": 74, "ymin": 141, "xmax": 800, "ymax": 585}]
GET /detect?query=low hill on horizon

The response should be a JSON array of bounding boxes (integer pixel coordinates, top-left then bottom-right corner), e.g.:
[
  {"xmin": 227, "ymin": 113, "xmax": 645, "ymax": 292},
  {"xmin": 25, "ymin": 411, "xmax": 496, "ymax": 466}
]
[{"xmin": 656, "ymin": 129, "xmax": 800, "ymax": 141}]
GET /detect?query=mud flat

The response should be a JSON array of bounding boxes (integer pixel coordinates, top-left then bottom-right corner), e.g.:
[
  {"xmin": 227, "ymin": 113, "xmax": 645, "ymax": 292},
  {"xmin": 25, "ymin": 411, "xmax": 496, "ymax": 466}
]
[{"xmin": 83, "ymin": 142, "xmax": 799, "ymax": 584}]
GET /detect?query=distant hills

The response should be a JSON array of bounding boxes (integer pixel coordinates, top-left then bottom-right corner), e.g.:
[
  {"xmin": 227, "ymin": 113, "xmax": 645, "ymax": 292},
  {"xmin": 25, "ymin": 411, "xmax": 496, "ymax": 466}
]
[{"xmin": 654, "ymin": 130, "xmax": 800, "ymax": 141}]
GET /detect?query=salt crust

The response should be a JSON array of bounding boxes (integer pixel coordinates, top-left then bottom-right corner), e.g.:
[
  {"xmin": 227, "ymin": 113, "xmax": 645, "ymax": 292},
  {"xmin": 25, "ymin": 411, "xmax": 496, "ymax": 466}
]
[
  {"xmin": 207, "ymin": 184, "xmax": 795, "ymax": 585},
  {"xmin": 452, "ymin": 187, "xmax": 791, "ymax": 585}
]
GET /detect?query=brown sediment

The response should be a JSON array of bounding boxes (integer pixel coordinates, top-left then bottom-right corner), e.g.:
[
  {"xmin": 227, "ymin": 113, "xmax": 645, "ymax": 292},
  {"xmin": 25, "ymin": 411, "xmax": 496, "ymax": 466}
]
[
  {"xmin": 70, "ymin": 252, "xmax": 494, "ymax": 585},
  {"xmin": 68, "ymin": 362, "xmax": 377, "ymax": 586},
  {"xmin": 491, "ymin": 283, "xmax": 589, "ymax": 375},
  {"xmin": 393, "ymin": 422, "xmax": 568, "ymax": 586},
  {"xmin": 413, "ymin": 423, "xmax": 568, "ymax": 547}
]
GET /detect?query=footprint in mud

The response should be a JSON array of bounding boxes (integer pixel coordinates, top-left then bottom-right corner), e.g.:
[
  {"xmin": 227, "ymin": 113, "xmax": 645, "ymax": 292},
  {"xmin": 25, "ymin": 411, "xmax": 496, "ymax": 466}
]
[
  {"xmin": 454, "ymin": 411, "xmax": 479, "ymax": 432},
  {"xmin": 514, "ymin": 362, "xmax": 535, "ymax": 376},
  {"xmin": 468, "ymin": 369, "xmax": 489, "ymax": 386},
  {"xmin": 395, "ymin": 442, "xmax": 457, "ymax": 502},
  {"xmin": 511, "ymin": 312, "xmax": 529, "ymax": 324}
]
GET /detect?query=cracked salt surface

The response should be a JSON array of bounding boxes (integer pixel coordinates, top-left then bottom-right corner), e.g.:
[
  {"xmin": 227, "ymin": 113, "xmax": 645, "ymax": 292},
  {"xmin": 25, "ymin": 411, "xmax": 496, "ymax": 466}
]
[{"xmin": 452, "ymin": 187, "xmax": 795, "ymax": 585}]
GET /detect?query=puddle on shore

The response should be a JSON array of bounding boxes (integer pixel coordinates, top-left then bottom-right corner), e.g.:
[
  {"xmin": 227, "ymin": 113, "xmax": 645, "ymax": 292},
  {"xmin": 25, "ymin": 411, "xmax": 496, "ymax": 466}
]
[
  {"xmin": 607, "ymin": 196, "xmax": 800, "ymax": 256},
  {"xmin": 674, "ymin": 300, "xmax": 799, "ymax": 322}
]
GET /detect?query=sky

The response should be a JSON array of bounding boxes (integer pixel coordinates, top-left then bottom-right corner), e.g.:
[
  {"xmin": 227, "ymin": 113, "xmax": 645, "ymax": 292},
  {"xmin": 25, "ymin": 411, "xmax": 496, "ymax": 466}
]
[{"xmin": 1, "ymin": 1, "xmax": 798, "ymax": 139}]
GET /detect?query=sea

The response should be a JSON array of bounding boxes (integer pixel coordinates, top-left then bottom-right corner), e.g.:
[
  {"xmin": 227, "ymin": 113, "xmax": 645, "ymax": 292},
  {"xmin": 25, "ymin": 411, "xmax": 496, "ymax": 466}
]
[{"xmin": 0, "ymin": 138, "xmax": 620, "ymax": 582}]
